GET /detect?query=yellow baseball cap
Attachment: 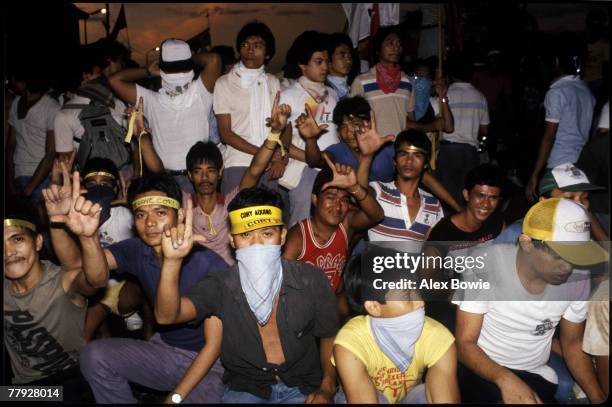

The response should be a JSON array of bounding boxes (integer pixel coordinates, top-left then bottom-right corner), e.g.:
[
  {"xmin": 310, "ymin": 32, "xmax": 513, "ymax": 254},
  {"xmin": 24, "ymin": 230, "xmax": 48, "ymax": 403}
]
[{"xmin": 523, "ymin": 198, "xmax": 609, "ymax": 266}]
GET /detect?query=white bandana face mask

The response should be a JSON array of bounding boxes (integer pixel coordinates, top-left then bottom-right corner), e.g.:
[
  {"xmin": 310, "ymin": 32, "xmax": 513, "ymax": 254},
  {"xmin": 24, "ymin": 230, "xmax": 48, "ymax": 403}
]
[
  {"xmin": 236, "ymin": 244, "xmax": 283, "ymax": 325},
  {"xmin": 160, "ymin": 70, "xmax": 194, "ymax": 97}
]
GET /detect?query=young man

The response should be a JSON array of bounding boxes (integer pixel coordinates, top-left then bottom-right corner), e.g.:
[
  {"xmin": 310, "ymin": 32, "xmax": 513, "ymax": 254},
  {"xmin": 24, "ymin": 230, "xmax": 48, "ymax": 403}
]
[
  {"xmin": 213, "ymin": 21, "xmax": 283, "ymax": 195},
  {"xmin": 6, "ymin": 178, "xmax": 109, "ymax": 401},
  {"xmin": 108, "ymin": 38, "xmax": 222, "ymax": 193},
  {"xmin": 350, "ymin": 25, "xmax": 416, "ymax": 138},
  {"xmin": 184, "ymin": 91, "xmax": 293, "ymax": 266},
  {"xmin": 436, "ymin": 54, "xmax": 490, "ymax": 205},
  {"xmin": 54, "ymin": 39, "xmax": 128, "ymax": 166},
  {"xmin": 45, "ymin": 171, "xmax": 228, "ymax": 403},
  {"xmin": 428, "ymin": 163, "xmax": 504, "ymax": 253},
  {"xmin": 325, "ymin": 33, "xmax": 357, "ymax": 100},
  {"xmin": 154, "ymin": 186, "xmax": 339, "ymax": 404},
  {"xmin": 332, "ymin": 251, "xmax": 460, "ymax": 404},
  {"xmin": 280, "ymin": 30, "xmax": 340, "ymax": 227},
  {"xmin": 526, "ymin": 37, "xmax": 595, "ymax": 201},
  {"xmin": 368, "ymin": 130, "xmax": 444, "ymax": 244},
  {"xmin": 6, "ymin": 75, "xmax": 60, "ymax": 204},
  {"xmin": 454, "ymin": 198, "xmax": 608, "ymax": 404}
]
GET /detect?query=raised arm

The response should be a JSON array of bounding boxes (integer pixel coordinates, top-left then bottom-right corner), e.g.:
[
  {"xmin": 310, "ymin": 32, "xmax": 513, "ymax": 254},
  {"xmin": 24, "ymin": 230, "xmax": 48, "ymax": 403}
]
[
  {"xmin": 456, "ymin": 308, "xmax": 542, "ymax": 404},
  {"xmin": 155, "ymin": 198, "xmax": 203, "ymax": 325},
  {"xmin": 194, "ymin": 51, "xmax": 222, "ymax": 94},
  {"xmin": 295, "ymin": 103, "xmax": 330, "ymax": 168},
  {"xmin": 108, "ymin": 61, "xmax": 159, "ymax": 106},
  {"xmin": 240, "ymin": 92, "xmax": 291, "ymax": 189},
  {"xmin": 422, "ymin": 171, "xmax": 463, "ymax": 213},
  {"xmin": 130, "ymin": 97, "xmax": 164, "ymax": 174}
]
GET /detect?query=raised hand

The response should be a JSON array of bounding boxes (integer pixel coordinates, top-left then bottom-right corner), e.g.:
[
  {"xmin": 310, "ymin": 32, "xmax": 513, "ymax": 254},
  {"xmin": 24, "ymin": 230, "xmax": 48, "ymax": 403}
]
[
  {"xmin": 356, "ymin": 110, "xmax": 395, "ymax": 157},
  {"xmin": 43, "ymin": 161, "xmax": 84, "ymax": 221},
  {"xmin": 265, "ymin": 91, "xmax": 291, "ymax": 133},
  {"xmin": 49, "ymin": 170, "xmax": 103, "ymax": 238},
  {"xmin": 161, "ymin": 198, "xmax": 207, "ymax": 261},
  {"xmin": 321, "ymin": 154, "xmax": 358, "ymax": 191},
  {"xmin": 51, "ymin": 150, "xmax": 76, "ymax": 185},
  {"xmin": 296, "ymin": 103, "xmax": 329, "ymax": 140},
  {"xmin": 126, "ymin": 97, "xmax": 147, "ymax": 135}
]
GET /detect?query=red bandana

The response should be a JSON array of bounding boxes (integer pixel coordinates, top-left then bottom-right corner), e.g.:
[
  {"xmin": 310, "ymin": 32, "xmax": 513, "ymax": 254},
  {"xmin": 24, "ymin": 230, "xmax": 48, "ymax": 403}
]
[{"xmin": 375, "ymin": 63, "xmax": 401, "ymax": 94}]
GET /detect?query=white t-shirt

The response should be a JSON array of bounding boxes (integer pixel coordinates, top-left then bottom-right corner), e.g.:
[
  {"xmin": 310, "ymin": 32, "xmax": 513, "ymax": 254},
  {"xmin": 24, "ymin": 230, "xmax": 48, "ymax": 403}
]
[
  {"xmin": 98, "ymin": 206, "xmax": 134, "ymax": 248},
  {"xmin": 213, "ymin": 72, "xmax": 280, "ymax": 168},
  {"xmin": 598, "ymin": 102, "xmax": 609, "ymax": 130},
  {"xmin": 9, "ymin": 95, "xmax": 60, "ymax": 177},
  {"xmin": 279, "ymin": 82, "xmax": 339, "ymax": 189},
  {"xmin": 453, "ymin": 244, "xmax": 588, "ymax": 384},
  {"xmin": 54, "ymin": 95, "xmax": 127, "ymax": 154},
  {"xmin": 136, "ymin": 78, "xmax": 212, "ymax": 171},
  {"xmin": 442, "ymin": 82, "xmax": 490, "ymax": 147}
]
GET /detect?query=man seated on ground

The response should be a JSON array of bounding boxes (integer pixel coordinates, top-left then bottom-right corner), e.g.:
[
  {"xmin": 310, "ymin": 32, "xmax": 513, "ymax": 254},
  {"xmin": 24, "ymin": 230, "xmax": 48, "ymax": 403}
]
[
  {"xmin": 155, "ymin": 186, "xmax": 339, "ymax": 403},
  {"xmin": 454, "ymin": 198, "xmax": 608, "ymax": 404},
  {"xmin": 5, "ymin": 181, "xmax": 109, "ymax": 401},
  {"xmin": 45, "ymin": 170, "xmax": 228, "ymax": 403},
  {"xmin": 332, "ymin": 250, "xmax": 460, "ymax": 404}
]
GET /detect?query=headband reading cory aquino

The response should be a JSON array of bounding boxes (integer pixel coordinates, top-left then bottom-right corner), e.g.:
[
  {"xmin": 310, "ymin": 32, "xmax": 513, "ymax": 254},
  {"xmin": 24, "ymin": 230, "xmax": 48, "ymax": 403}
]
[
  {"xmin": 228, "ymin": 205, "xmax": 284, "ymax": 235},
  {"xmin": 132, "ymin": 196, "xmax": 181, "ymax": 210},
  {"xmin": 4, "ymin": 219, "xmax": 37, "ymax": 233}
]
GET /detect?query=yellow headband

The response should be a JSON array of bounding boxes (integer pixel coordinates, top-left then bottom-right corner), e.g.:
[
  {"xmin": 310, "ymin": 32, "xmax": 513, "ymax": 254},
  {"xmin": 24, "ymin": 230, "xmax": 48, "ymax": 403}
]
[
  {"xmin": 228, "ymin": 206, "xmax": 284, "ymax": 235},
  {"xmin": 398, "ymin": 145, "xmax": 428, "ymax": 155},
  {"xmin": 4, "ymin": 219, "xmax": 37, "ymax": 233},
  {"xmin": 132, "ymin": 196, "xmax": 181, "ymax": 210},
  {"xmin": 84, "ymin": 171, "xmax": 116, "ymax": 180}
]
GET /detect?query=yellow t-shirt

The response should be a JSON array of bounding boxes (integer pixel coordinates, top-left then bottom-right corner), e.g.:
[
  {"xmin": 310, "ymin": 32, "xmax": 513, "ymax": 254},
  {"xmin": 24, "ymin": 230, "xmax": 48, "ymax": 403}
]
[{"xmin": 332, "ymin": 315, "xmax": 454, "ymax": 404}]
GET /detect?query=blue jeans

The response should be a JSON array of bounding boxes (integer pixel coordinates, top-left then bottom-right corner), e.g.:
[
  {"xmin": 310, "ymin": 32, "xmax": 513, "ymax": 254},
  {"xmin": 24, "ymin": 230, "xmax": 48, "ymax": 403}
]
[
  {"xmin": 222, "ymin": 382, "xmax": 307, "ymax": 404},
  {"xmin": 548, "ymin": 352, "xmax": 574, "ymax": 404}
]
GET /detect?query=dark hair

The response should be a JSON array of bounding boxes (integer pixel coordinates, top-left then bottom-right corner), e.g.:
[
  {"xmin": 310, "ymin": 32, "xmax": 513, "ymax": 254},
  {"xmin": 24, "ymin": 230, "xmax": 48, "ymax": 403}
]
[
  {"xmin": 332, "ymin": 96, "xmax": 371, "ymax": 127},
  {"xmin": 82, "ymin": 157, "xmax": 120, "ymax": 183},
  {"xmin": 186, "ymin": 141, "xmax": 223, "ymax": 172},
  {"xmin": 394, "ymin": 129, "xmax": 431, "ymax": 156},
  {"xmin": 344, "ymin": 248, "xmax": 421, "ymax": 315},
  {"xmin": 211, "ymin": 45, "xmax": 237, "ymax": 72},
  {"xmin": 283, "ymin": 31, "xmax": 328, "ymax": 79},
  {"xmin": 553, "ymin": 35, "xmax": 587, "ymax": 75},
  {"xmin": 24, "ymin": 76, "xmax": 50, "ymax": 94},
  {"xmin": 372, "ymin": 25, "xmax": 401, "ymax": 60},
  {"xmin": 447, "ymin": 53, "xmax": 473, "ymax": 82},
  {"xmin": 80, "ymin": 39, "xmax": 128, "ymax": 75},
  {"xmin": 227, "ymin": 187, "xmax": 284, "ymax": 213},
  {"xmin": 5, "ymin": 199, "xmax": 41, "ymax": 240},
  {"xmin": 127, "ymin": 173, "xmax": 183, "ymax": 209},
  {"xmin": 327, "ymin": 32, "xmax": 360, "ymax": 83},
  {"xmin": 311, "ymin": 167, "xmax": 335, "ymax": 197},
  {"xmin": 464, "ymin": 164, "xmax": 504, "ymax": 193},
  {"xmin": 236, "ymin": 21, "xmax": 276, "ymax": 61}
]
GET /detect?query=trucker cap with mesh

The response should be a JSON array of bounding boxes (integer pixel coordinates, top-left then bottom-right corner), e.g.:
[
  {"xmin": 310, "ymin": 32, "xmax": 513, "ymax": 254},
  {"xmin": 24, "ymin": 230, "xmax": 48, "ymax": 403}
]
[{"xmin": 523, "ymin": 198, "xmax": 609, "ymax": 266}]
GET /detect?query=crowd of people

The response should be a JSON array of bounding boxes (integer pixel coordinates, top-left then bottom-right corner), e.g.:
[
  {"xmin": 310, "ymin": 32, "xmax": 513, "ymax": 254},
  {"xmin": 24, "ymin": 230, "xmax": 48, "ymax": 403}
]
[{"xmin": 3, "ymin": 10, "xmax": 610, "ymax": 405}]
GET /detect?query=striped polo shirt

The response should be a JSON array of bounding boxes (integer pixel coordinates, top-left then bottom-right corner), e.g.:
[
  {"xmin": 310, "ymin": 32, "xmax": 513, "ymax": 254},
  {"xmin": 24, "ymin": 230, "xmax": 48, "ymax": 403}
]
[
  {"xmin": 368, "ymin": 181, "xmax": 444, "ymax": 243},
  {"xmin": 441, "ymin": 82, "xmax": 490, "ymax": 147},
  {"xmin": 350, "ymin": 65, "xmax": 415, "ymax": 137}
]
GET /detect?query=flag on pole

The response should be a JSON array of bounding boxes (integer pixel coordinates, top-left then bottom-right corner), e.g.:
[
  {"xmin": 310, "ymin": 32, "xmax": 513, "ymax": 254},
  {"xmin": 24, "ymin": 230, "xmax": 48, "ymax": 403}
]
[{"xmin": 110, "ymin": 4, "xmax": 127, "ymax": 40}]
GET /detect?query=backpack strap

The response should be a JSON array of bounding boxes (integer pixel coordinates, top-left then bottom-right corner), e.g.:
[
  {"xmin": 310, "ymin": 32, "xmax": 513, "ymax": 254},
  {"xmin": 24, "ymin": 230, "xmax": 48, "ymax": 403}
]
[{"xmin": 62, "ymin": 103, "xmax": 90, "ymax": 110}]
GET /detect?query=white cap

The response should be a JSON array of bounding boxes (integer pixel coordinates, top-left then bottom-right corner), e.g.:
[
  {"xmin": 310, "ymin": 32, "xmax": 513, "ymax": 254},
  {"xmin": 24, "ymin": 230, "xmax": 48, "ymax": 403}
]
[{"xmin": 161, "ymin": 39, "xmax": 191, "ymax": 62}]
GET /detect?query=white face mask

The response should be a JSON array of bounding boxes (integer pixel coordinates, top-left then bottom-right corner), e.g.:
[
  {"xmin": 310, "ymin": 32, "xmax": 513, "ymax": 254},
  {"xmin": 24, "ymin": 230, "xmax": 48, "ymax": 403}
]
[
  {"xmin": 369, "ymin": 307, "xmax": 425, "ymax": 372},
  {"xmin": 236, "ymin": 244, "xmax": 283, "ymax": 325},
  {"xmin": 160, "ymin": 70, "xmax": 194, "ymax": 97}
]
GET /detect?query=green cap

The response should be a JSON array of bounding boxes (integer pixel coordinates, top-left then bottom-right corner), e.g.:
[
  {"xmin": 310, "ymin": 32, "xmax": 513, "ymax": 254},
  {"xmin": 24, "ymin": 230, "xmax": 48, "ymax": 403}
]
[{"xmin": 539, "ymin": 164, "xmax": 606, "ymax": 196}]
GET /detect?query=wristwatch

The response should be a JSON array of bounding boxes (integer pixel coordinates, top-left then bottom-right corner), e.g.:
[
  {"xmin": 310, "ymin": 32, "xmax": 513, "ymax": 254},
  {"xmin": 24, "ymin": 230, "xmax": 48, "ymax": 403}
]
[
  {"xmin": 170, "ymin": 393, "xmax": 183, "ymax": 404},
  {"xmin": 440, "ymin": 96, "xmax": 448, "ymax": 103}
]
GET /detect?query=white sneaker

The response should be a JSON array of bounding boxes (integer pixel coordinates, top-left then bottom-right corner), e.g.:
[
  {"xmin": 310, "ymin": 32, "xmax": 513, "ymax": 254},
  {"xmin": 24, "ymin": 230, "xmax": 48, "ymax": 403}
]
[{"xmin": 125, "ymin": 312, "xmax": 143, "ymax": 331}]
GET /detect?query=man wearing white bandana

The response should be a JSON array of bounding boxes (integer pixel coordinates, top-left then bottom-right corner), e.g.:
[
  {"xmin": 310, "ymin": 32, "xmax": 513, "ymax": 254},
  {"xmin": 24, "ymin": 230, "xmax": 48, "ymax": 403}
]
[
  {"xmin": 155, "ymin": 187, "xmax": 339, "ymax": 404},
  {"xmin": 109, "ymin": 38, "xmax": 222, "ymax": 193},
  {"xmin": 332, "ymin": 251, "xmax": 459, "ymax": 404},
  {"xmin": 213, "ymin": 22, "xmax": 285, "ymax": 195}
]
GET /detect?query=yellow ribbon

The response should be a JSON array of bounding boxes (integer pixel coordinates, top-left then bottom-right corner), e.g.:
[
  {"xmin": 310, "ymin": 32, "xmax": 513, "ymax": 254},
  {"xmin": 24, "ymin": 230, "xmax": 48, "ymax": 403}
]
[
  {"xmin": 124, "ymin": 110, "xmax": 137, "ymax": 143},
  {"xmin": 84, "ymin": 171, "xmax": 116, "ymax": 180},
  {"xmin": 430, "ymin": 133, "xmax": 437, "ymax": 170},
  {"xmin": 228, "ymin": 205, "xmax": 284, "ymax": 235},
  {"xmin": 267, "ymin": 131, "xmax": 286, "ymax": 157},
  {"xmin": 4, "ymin": 219, "xmax": 37, "ymax": 233},
  {"xmin": 132, "ymin": 196, "xmax": 181, "ymax": 210}
]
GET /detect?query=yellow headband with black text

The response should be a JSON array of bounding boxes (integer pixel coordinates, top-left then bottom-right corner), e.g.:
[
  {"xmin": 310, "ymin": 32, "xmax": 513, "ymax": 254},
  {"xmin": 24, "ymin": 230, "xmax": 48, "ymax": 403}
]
[
  {"xmin": 4, "ymin": 219, "xmax": 37, "ymax": 233},
  {"xmin": 132, "ymin": 196, "xmax": 181, "ymax": 210},
  {"xmin": 228, "ymin": 206, "xmax": 284, "ymax": 235}
]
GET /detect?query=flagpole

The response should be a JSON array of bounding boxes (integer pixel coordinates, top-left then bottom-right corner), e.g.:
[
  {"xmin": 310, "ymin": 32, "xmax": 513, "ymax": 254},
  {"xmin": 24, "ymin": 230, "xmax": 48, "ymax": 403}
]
[
  {"xmin": 105, "ymin": 2, "xmax": 110, "ymax": 37},
  {"xmin": 124, "ymin": 3, "xmax": 132, "ymax": 50}
]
